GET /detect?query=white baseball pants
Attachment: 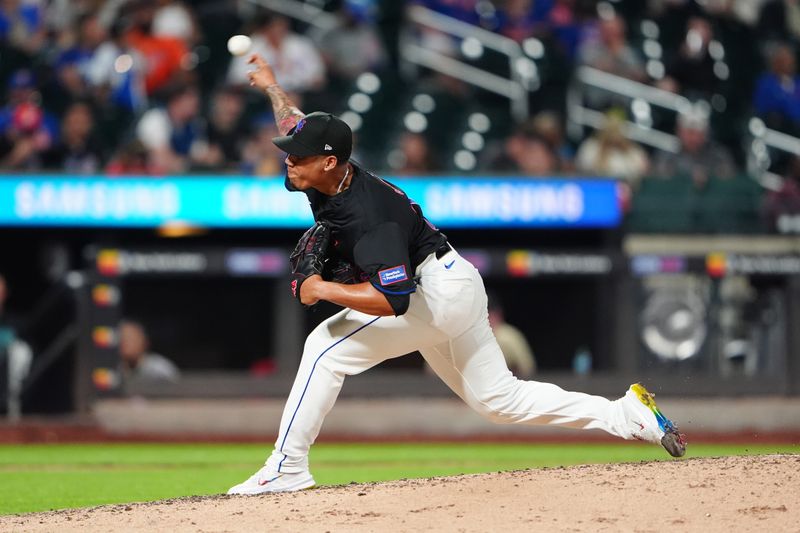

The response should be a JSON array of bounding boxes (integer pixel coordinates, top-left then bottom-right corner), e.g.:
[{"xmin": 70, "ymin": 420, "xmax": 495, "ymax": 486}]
[{"xmin": 266, "ymin": 248, "xmax": 630, "ymax": 473}]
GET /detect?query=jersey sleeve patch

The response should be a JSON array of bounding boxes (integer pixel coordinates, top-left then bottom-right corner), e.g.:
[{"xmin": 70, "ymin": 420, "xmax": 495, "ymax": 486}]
[{"xmin": 378, "ymin": 265, "xmax": 408, "ymax": 286}]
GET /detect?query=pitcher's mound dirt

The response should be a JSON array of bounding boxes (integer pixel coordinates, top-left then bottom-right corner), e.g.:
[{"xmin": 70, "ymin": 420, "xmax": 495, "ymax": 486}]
[{"xmin": 2, "ymin": 454, "xmax": 797, "ymax": 532}]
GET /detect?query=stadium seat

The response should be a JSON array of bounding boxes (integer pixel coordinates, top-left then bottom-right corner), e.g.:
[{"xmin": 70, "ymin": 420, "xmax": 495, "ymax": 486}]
[
  {"xmin": 695, "ymin": 174, "xmax": 764, "ymax": 233},
  {"xmin": 627, "ymin": 175, "xmax": 696, "ymax": 233}
]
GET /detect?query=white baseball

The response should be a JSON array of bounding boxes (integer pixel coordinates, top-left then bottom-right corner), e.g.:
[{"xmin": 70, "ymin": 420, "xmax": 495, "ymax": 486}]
[{"xmin": 227, "ymin": 34, "xmax": 252, "ymax": 56}]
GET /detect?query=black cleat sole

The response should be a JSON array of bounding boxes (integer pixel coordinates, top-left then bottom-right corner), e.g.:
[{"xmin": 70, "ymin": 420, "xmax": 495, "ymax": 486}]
[{"xmin": 661, "ymin": 430, "xmax": 687, "ymax": 458}]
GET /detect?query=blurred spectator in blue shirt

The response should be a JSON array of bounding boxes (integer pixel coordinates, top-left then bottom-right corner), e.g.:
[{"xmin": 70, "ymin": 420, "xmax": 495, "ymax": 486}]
[
  {"xmin": 40, "ymin": 12, "xmax": 108, "ymax": 115},
  {"xmin": 85, "ymin": 18, "xmax": 148, "ymax": 113},
  {"xmin": 135, "ymin": 82, "xmax": 220, "ymax": 172},
  {"xmin": 0, "ymin": 0, "xmax": 46, "ymax": 56},
  {"xmin": 57, "ymin": 12, "xmax": 107, "ymax": 89},
  {"xmin": 753, "ymin": 43, "xmax": 800, "ymax": 134}
]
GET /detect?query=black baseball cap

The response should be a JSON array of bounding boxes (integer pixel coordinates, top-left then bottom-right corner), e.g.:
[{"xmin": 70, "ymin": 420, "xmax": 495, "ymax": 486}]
[{"xmin": 272, "ymin": 111, "xmax": 352, "ymax": 161}]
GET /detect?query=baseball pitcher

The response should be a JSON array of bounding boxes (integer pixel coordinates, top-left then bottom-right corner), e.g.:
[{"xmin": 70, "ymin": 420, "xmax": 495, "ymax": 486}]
[{"xmin": 228, "ymin": 54, "xmax": 686, "ymax": 495}]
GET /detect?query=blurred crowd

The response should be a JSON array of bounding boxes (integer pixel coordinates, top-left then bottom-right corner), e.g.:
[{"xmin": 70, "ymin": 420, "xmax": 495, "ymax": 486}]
[
  {"xmin": 0, "ymin": 0, "xmax": 797, "ymax": 211},
  {"xmin": 4, "ymin": 0, "xmax": 800, "ymax": 396}
]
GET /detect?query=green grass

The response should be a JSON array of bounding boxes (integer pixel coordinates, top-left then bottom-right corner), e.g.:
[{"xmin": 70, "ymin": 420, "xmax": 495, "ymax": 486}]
[{"xmin": 0, "ymin": 442, "xmax": 796, "ymax": 515}]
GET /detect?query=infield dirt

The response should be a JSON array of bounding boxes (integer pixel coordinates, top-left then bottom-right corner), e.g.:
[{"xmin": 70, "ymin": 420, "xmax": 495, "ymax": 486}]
[{"xmin": 1, "ymin": 454, "xmax": 797, "ymax": 532}]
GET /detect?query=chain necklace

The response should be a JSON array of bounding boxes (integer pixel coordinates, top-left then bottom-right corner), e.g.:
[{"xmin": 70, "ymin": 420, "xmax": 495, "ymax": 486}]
[{"xmin": 336, "ymin": 166, "xmax": 350, "ymax": 194}]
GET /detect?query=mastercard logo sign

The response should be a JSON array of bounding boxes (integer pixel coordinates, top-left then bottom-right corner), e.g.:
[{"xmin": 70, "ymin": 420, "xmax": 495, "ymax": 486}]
[
  {"xmin": 92, "ymin": 367, "xmax": 119, "ymax": 391},
  {"xmin": 92, "ymin": 326, "xmax": 117, "ymax": 348},
  {"xmin": 92, "ymin": 284, "xmax": 120, "ymax": 307},
  {"xmin": 506, "ymin": 250, "xmax": 532, "ymax": 277},
  {"xmin": 96, "ymin": 249, "xmax": 121, "ymax": 276},
  {"xmin": 706, "ymin": 253, "xmax": 727, "ymax": 278}
]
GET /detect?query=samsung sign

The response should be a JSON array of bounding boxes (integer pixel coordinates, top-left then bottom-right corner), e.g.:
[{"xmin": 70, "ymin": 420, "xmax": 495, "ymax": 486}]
[
  {"xmin": 0, "ymin": 176, "xmax": 620, "ymax": 228},
  {"xmin": 421, "ymin": 182, "xmax": 589, "ymax": 225},
  {"xmin": 13, "ymin": 181, "xmax": 182, "ymax": 220}
]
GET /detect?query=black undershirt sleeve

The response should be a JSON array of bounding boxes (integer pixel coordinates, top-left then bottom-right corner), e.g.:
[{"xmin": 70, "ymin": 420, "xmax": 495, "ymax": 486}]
[{"xmin": 353, "ymin": 222, "xmax": 416, "ymax": 316}]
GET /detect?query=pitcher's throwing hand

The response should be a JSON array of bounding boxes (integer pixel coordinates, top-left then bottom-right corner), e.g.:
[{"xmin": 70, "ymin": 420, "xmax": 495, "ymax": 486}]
[{"xmin": 247, "ymin": 53, "xmax": 277, "ymax": 91}]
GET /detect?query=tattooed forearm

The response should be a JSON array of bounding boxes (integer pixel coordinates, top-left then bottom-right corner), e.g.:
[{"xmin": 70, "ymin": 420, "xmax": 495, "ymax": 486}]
[{"xmin": 265, "ymin": 85, "xmax": 305, "ymax": 135}]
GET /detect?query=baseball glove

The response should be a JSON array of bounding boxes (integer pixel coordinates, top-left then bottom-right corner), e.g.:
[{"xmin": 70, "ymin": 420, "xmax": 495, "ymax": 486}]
[{"xmin": 289, "ymin": 221, "xmax": 331, "ymax": 303}]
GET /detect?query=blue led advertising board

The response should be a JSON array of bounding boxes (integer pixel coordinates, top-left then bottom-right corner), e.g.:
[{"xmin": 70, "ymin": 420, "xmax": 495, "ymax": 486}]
[{"xmin": 0, "ymin": 176, "xmax": 620, "ymax": 229}]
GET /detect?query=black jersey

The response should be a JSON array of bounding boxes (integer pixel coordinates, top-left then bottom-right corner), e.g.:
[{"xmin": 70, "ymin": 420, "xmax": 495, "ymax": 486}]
[{"xmin": 286, "ymin": 162, "xmax": 446, "ymax": 315}]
